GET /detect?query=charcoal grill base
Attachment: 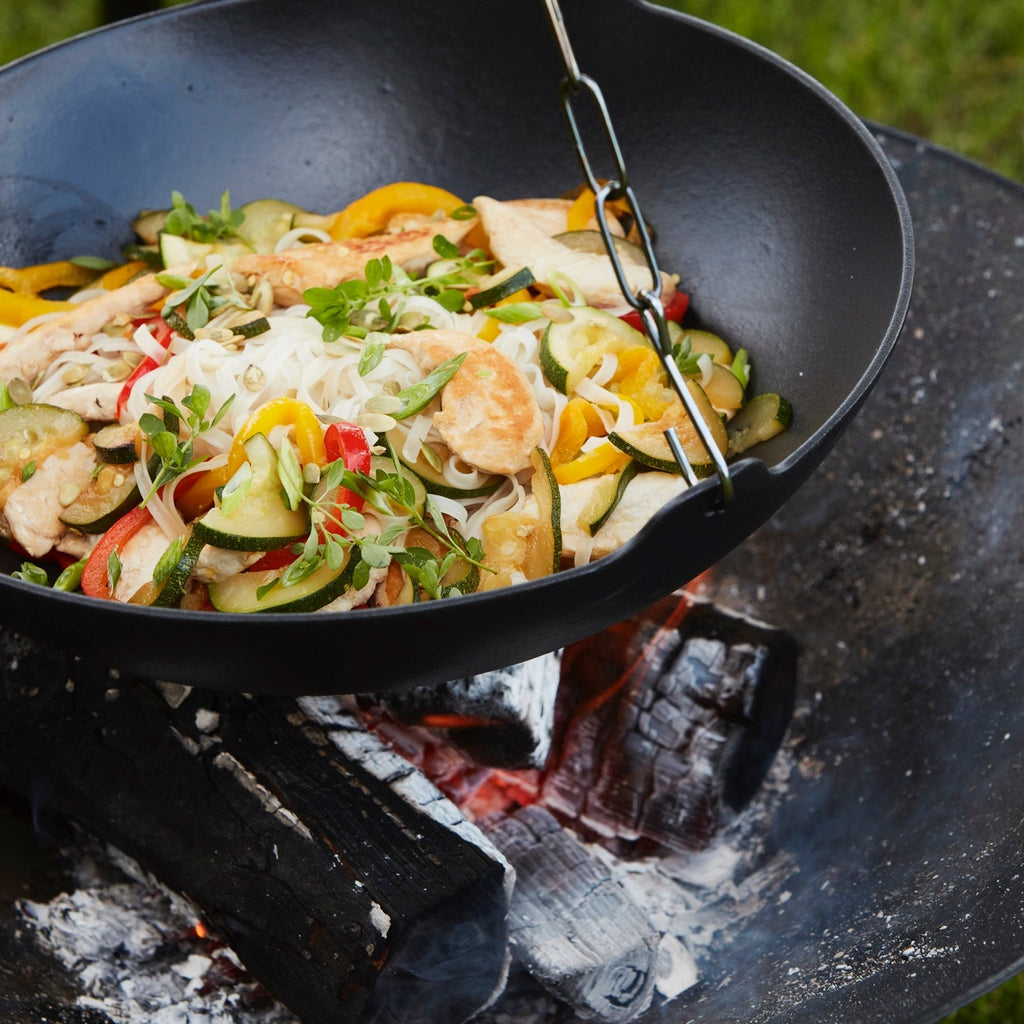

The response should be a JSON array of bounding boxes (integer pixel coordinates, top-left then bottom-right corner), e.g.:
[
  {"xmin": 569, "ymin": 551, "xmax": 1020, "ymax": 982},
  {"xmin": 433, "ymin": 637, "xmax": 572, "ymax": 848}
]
[{"xmin": 1, "ymin": 128, "xmax": 1022, "ymax": 1023}]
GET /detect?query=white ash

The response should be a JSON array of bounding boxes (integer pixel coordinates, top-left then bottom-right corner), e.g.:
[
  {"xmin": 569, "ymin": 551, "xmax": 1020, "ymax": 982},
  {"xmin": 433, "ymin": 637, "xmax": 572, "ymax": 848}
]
[
  {"xmin": 17, "ymin": 843, "xmax": 296, "ymax": 1024},
  {"xmin": 211, "ymin": 751, "xmax": 313, "ymax": 841}
]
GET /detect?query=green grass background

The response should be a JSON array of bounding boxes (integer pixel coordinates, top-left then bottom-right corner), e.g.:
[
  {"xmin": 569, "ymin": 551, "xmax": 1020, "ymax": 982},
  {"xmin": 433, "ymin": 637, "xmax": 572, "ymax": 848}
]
[{"xmin": 2, "ymin": 0, "xmax": 1024, "ymax": 1020}]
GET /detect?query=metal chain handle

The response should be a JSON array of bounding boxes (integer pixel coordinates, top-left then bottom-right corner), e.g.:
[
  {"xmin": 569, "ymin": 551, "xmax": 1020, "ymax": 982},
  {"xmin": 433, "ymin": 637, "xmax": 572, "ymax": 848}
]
[{"xmin": 542, "ymin": 0, "xmax": 734, "ymax": 502}]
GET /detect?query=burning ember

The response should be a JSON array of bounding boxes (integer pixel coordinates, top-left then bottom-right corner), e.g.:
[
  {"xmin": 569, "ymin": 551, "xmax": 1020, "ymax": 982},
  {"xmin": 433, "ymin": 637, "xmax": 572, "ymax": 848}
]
[{"xmin": 0, "ymin": 589, "xmax": 796, "ymax": 1023}]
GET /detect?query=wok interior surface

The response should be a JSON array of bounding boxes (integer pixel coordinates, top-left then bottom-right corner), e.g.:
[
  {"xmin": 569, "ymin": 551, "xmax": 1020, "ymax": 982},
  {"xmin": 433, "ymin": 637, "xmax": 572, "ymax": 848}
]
[{"xmin": 0, "ymin": 0, "xmax": 912, "ymax": 691}]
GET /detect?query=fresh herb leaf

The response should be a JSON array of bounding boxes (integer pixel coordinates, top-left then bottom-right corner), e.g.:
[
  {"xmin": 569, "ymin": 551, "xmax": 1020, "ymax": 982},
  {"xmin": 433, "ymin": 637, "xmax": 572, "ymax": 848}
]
[
  {"xmin": 392, "ymin": 352, "xmax": 466, "ymax": 420},
  {"xmin": 432, "ymin": 234, "xmax": 460, "ymax": 260},
  {"xmin": 255, "ymin": 578, "xmax": 281, "ymax": 600},
  {"xmin": 163, "ymin": 190, "xmax": 247, "ymax": 245}
]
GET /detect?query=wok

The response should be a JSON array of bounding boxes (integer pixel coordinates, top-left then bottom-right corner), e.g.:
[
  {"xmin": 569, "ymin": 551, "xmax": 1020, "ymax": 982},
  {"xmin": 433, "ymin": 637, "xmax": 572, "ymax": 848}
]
[{"xmin": 0, "ymin": 0, "xmax": 912, "ymax": 693}]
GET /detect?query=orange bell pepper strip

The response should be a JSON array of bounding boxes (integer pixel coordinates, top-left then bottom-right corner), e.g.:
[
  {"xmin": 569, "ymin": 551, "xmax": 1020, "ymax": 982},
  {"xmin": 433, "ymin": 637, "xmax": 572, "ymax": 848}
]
[
  {"xmin": 553, "ymin": 442, "xmax": 632, "ymax": 485},
  {"xmin": 329, "ymin": 182, "xmax": 468, "ymax": 240},
  {"xmin": 177, "ymin": 398, "xmax": 326, "ymax": 519},
  {"xmin": 550, "ymin": 397, "xmax": 607, "ymax": 467},
  {"xmin": 0, "ymin": 260, "xmax": 97, "ymax": 294},
  {"xmin": 614, "ymin": 345, "xmax": 674, "ymax": 421},
  {"xmin": 96, "ymin": 260, "xmax": 149, "ymax": 291},
  {"xmin": 566, "ymin": 185, "xmax": 633, "ymax": 233},
  {"xmin": 0, "ymin": 289, "xmax": 76, "ymax": 328}
]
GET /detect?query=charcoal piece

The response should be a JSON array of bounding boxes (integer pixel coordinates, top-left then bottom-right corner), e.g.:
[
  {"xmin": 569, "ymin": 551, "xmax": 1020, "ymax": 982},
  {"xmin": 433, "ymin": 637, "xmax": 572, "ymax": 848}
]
[
  {"xmin": 357, "ymin": 652, "xmax": 561, "ymax": 769},
  {"xmin": 0, "ymin": 631, "xmax": 511, "ymax": 1024},
  {"xmin": 543, "ymin": 597, "xmax": 796, "ymax": 852},
  {"xmin": 485, "ymin": 805, "xmax": 658, "ymax": 1022}
]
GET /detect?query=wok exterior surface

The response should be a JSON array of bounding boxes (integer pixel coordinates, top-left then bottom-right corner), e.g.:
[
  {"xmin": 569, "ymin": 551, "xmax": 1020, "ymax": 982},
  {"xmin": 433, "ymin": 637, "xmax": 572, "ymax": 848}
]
[{"xmin": 0, "ymin": 0, "xmax": 911, "ymax": 691}]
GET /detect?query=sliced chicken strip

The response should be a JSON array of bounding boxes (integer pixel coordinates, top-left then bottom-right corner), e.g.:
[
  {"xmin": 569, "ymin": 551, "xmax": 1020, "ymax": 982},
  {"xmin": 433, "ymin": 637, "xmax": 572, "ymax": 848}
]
[
  {"xmin": 506, "ymin": 197, "xmax": 624, "ymax": 238},
  {"xmin": 112, "ymin": 520, "xmax": 172, "ymax": 602},
  {"xmin": 45, "ymin": 382, "xmax": 121, "ymax": 422},
  {"xmin": 389, "ymin": 329, "xmax": 543, "ymax": 476},
  {"xmin": 2, "ymin": 441, "xmax": 96, "ymax": 558},
  {"xmin": 232, "ymin": 217, "xmax": 477, "ymax": 307},
  {"xmin": 473, "ymin": 195, "xmax": 675, "ymax": 309},
  {"xmin": 0, "ymin": 264, "xmax": 194, "ymax": 384}
]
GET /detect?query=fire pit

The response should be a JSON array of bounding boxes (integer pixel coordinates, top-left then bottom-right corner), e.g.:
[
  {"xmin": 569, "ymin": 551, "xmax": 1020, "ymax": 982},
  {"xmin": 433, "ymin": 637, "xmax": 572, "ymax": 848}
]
[{"xmin": 0, "ymin": 109, "xmax": 1020, "ymax": 1024}]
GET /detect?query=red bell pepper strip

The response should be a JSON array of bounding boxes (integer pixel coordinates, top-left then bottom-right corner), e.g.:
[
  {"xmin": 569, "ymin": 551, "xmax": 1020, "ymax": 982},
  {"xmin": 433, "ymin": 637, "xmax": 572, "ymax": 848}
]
[
  {"xmin": 323, "ymin": 422, "xmax": 371, "ymax": 519},
  {"xmin": 116, "ymin": 317, "xmax": 175, "ymax": 420},
  {"xmin": 619, "ymin": 289, "xmax": 689, "ymax": 332},
  {"xmin": 80, "ymin": 505, "xmax": 154, "ymax": 600}
]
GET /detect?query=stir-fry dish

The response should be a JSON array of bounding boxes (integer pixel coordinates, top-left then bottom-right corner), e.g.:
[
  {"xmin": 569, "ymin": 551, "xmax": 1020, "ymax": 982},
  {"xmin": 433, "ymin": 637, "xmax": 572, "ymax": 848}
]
[{"xmin": 0, "ymin": 182, "xmax": 790, "ymax": 611}]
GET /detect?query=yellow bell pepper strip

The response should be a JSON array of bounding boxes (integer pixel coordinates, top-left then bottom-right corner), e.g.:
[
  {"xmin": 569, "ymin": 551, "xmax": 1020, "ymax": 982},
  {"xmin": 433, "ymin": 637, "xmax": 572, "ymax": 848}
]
[
  {"xmin": 0, "ymin": 260, "xmax": 97, "ymax": 294},
  {"xmin": 0, "ymin": 289, "xmax": 76, "ymax": 328},
  {"xmin": 553, "ymin": 442, "xmax": 632, "ymax": 485},
  {"xmin": 329, "ymin": 182, "xmax": 467, "ymax": 241},
  {"xmin": 177, "ymin": 398, "xmax": 326, "ymax": 519},
  {"xmin": 550, "ymin": 397, "xmax": 607, "ymax": 467}
]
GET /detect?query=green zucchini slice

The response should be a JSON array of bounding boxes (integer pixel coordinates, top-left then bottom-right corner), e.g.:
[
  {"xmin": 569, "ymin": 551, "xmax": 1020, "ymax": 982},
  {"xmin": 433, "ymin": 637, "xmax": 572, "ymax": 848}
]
[
  {"xmin": 193, "ymin": 433, "xmax": 309, "ymax": 550},
  {"xmin": 541, "ymin": 305, "xmax": 647, "ymax": 394},
  {"xmin": 469, "ymin": 267, "xmax": 536, "ymax": 309},
  {"xmin": 208, "ymin": 553, "xmax": 354, "ymax": 613},
  {"xmin": 727, "ymin": 393, "xmax": 792, "ymax": 456}
]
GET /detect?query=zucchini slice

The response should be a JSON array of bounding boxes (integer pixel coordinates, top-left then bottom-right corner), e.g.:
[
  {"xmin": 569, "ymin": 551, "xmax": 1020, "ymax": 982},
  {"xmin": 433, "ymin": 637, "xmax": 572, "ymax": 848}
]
[
  {"xmin": 59, "ymin": 464, "xmax": 141, "ymax": 533},
  {"xmin": 398, "ymin": 525, "xmax": 481, "ymax": 598},
  {"xmin": 541, "ymin": 305, "xmax": 647, "ymax": 394},
  {"xmin": 368, "ymin": 454, "xmax": 428, "ymax": 518},
  {"xmin": 0, "ymin": 404, "xmax": 88, "ymax": 476},
  {"xmin": 208, "ymin": 553, "xmax": 354, "ymax": 613},
  {"xmin": 469, "ymin": 267, "xmax": 536, "ymax": 309},
  {"xmin": 158, "ymin": 233, "xmax": 250, "ymax": 270},
  {"xmin": 530, "ymin": 447, "xmax": 562, "ymax": 576},
  {"xmin": 727, "ymin": 393, "xmax": 793, "ymax": 456},
  {"xmin": 670, "ymin": 326, "xmax": 734, "ymax": 366},
  {"xmin": 93, "ymin": 422, "xmax": 141, "ymax": 465},
  {"xmin": 193, "ymin": 433, "xmax": 309, "ymax": 550},
  {"xmin": 580, "ymin": 459, "xmax": 640, "ymax": 536},
  {"xmin": 608, "ymin": 380, "xmax": 728, "ymax": 474},
  {"xmin": 237, "ymin": 199, "xmax": 308, "ymax": 252},
  {"xmin": 148, "ymin": 530, "xmax": 206, "ymax": 609},
  {"xmin": 553, "ymin": 230, "xmax": 646, "ymax": 265}
]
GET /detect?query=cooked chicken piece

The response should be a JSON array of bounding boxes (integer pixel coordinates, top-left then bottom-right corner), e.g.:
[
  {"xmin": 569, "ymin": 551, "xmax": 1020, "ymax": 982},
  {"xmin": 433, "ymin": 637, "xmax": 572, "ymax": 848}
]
[
  {"xmin": 45, "ymin": 382, "xmax": 120, "ymax": 422},
  {"xmin": 389, "ymin": 329, "xmax": 543, "ymax": 476},
  {"xmin": 2, "ymin": 442, "xmax": 96, "ymax": 558},
  {"xmin": 323, "ymin": 564, "xmax": 386, "ymax": 612},
  {"xmin": 55, "ymin": 530, "xmax": 97, "ymax": 561},
  {"xmin": 232, "ymin": 217, "xmax": 478, "ymax": 307},
  {"xmin": 0, "ymin": 265, "xmax": 192, "ymax": 384},
  {"xmin": 473, "ymin": 195, "xmax": 675, "ymax": 309},
  {"xmin": 112, "ymin": 520, "xmax": 172, "ymax": 602},
  {"xmin": 557, "ymin": 470, "xmax": 686, "ymax": 560},
  {"xmin": 505, "ymin": 197, "xmax": 624, "ymax": 238},
  {"xmin": 193, "ymin": 545, "xmax": 263, "ymax": 584}
]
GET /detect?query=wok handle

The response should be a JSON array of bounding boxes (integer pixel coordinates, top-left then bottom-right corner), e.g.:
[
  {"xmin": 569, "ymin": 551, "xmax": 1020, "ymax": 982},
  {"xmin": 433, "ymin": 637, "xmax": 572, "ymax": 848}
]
[{"xmin": 540, "ymin": 0, "xmax": 734, "ymax": 503}]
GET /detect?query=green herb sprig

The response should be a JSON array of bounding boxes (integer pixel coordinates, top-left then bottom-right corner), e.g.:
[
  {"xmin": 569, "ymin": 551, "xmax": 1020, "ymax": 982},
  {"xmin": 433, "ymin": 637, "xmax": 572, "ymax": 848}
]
[
  {"xmin": 303, "ymin": 235, "xmax": 493, "ymax": 342},
  {"xmin": 163, "ymin": 190, "xmax": 247, "ymax": 245}
]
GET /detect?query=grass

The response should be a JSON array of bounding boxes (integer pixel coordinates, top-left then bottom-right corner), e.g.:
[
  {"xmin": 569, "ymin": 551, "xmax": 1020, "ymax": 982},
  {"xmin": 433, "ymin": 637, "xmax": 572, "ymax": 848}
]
[{"xmin": 2, "ymin": 1, "xmax": 1023, "ymax": 1020}]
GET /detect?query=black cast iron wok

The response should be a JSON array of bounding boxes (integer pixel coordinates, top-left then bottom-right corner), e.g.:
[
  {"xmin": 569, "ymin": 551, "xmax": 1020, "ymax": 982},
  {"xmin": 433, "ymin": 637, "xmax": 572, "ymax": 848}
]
[{"xmin": 0, "ymin": 0, "xmax": 912, "ymax": 694}]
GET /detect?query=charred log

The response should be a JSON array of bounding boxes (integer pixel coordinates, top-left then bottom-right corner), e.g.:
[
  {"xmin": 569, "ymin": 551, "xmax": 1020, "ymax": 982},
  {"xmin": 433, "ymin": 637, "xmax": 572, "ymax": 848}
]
[
  {"xmin": 357, "ymin": 653, "xmax": 561, "ymax": 769},
  {"xmin": 0, "ymin": 632, "xmax": 511, "ymax": 1024},
  {"xmin": 543, "ymin": 594, "xmax": 797, "ymax": 852},
  {"xmin": 485, "ymin": 805, "xmax": 658, "ymax": 1022}
]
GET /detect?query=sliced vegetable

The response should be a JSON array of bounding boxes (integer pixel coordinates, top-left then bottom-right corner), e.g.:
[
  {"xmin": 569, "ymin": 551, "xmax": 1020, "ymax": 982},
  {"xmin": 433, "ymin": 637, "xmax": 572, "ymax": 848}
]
[
  {"xmin": 608, "ymin": 380, "xmax": 727, "ymax": 474},
  {"xmin": 0, "ymin": 404, "xmax": 88, "ymax": 476},
  {"xmin": 530, "ymin": 446, "xmax": 562, "ymax": 576},
  {"xmin": 116, "ymin": 317, "xmax": 174, "ymax": 419},
  {"xmin": 619, "ymin": 289, "xmax": 690, "ymax": 332},
  {"xmin": 322, "ymin": 421, "xmax": 372, "ymax": 513},
  {"xmin": 93, "ymin": 422, "xmax": 141, "ymax": 464},
  {"xmin": 328, "ymin": 182, "xmax": 467, "ymax": 240},
  {"xmin": 580, "ymin": 459, "xmax": 641, "ymax": 535},
  {"xmin": 80, "ymin": 505, "xmax": 153, "ymax": 600},
  {"xmin": 468, "ymin": 267, "xmax": 536, "ymax": 310},
  {"xmin": 0, "ymin": 260, "xmax": 97, "ymax": 294},
  {"xmin": 208, "ymin": 552, "xmax": 354, "ymax": 613},
  {"xmin": 395, "ymin": 526, "xmax": 481, "ymax": 598},
  {"xmin": 671, "ymin": 327, "xmax": 732, "ymax": 365},
  {"xmin": 553, "ymin": 230, "xmax": 646, "ymax": 265},
  {"xmin": 727, "ymin": 393, "xmax": 792, "ymax": 455},
  {"xmin": 236, "ymin": 199, "xmax": 308, "ymax": 252},
  {"xmin": 0, "ymin": 289, "xmax": 75, "ymax": 328},
  {"xmin": 148, "ymin": 530, "xmax": 206, "ymax": 608},
  {"xmin": 59, "ymin": 463, "xmax": 143, "ymax": 533},
  {"xmin": 541, "ymin": 305, "xmax": 647, "ymax": 394},
  {"xmin": 158, "ymin": 233, "xmax": 249, "ymax": 270},
  {"xmin": 193, "ymin": 433, "xmax": 310, "ymax": 551}
]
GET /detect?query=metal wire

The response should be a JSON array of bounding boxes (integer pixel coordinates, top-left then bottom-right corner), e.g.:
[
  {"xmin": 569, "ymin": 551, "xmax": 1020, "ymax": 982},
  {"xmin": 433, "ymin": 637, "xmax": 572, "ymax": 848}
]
[{"xmin": 542, "ymin": 0, "xmax": 733, "ymax": 502}]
